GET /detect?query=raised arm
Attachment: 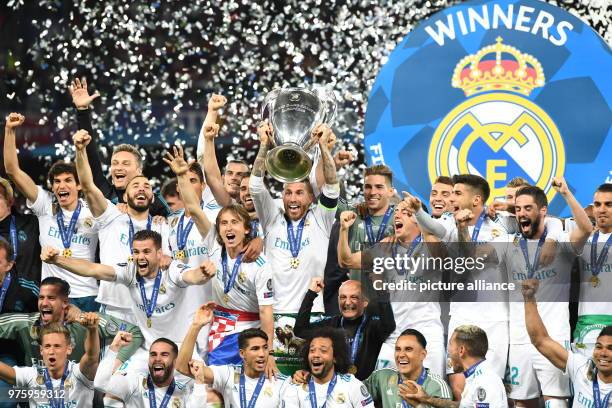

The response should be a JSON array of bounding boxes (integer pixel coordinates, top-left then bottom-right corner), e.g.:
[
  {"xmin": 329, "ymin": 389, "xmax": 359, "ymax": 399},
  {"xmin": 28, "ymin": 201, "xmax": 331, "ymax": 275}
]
[
  {"xmin": 3, "ymin": 113, "xmax": 38, "ymax": 203},
  {"xmin": 0, "ymin": 361, "xmax": 16, "ymax": 385},
  {"xmin": 181, "ymin": 260, "xmax": 216, "ymax": 286},
  {"xmin": 94, "ymin": 331, "xmax": 134, "ymax": 400},
  {"xmin": 316, "ymin": 125, "xmax": 338, "ymax": 186},
  {"xmin": 252, "ymin": 120, "xmax": 272, "ymax": 178},
  {"xmin": 176, "ymin": 303, "xmax": 215, "ymax": 384},
  {"xmin": 199, "ymin": 94, "xmax": 232, "ymax": 206},
  {"xmin": 522, "ymin": 279, "xmax": 568, "ymax": 370},
  {"xmin": 40, "ymin": 246, "xmax": 116, "ymax": 281},
  {"xmin": 73, "ymin": 130, "xmax": 108, "ymax": 217},
  {"xmin": 337, "ymin": 211, "xmax": 361, "ymax": 269},
  {"xmin": 553, "ymin": 177, "xmax": 593, "ymax": 249},
  {"xmin": 164, "ymin": 145, "xmax": 212, "ymax": 238},
  {"xmin": 78, "ymin": 312, "xmax": 101, "ymax": 380}
]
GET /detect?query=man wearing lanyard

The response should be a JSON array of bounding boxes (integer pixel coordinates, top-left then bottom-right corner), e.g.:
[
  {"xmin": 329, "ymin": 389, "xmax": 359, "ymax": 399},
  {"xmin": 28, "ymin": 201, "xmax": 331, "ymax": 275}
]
[
  {"xmin": 294, "ymin": 277, "xmax": 395, "ymax": 380},
  {"xmin": 522, "ymin": 279, "xmax": 612, "ymax": 408},
  {"xmin": 0, "ymin": 177, "xmax": 40, "ymax": 314},
  {"xmin": 401, "ymin": 325, "xmax": 507, "ymax": 408},
  {"xmin": 574, "ymin": 183, "xmax": 612, "ymax": 356},
  {"xmin": 176, "ymin": 304, "xmax": 290, "ymax": 406},
  {"xmin": 73, "ymin": 130, "xmax": 172, "ymax": 323},
  {"xmin": 283, "ymin": 327, "xmax": 375, "ymax": 407},
  {"xmin": 4, "ymin": 113, "xmax": 100, "ymax": 312},
  {"xmin": 364, "ymin": 329, "xmax": 452, "ymax": 407},
  {"xmin": 249, "ymin": 121, "xmax": 339, "ymax": 374},
  {"xmin": 0, "ymin": 316, "xmax": 100, "ymax": 407},
  {"xmin": 95, "ymin": 330, "xmax": 201, "ymax": 407}
]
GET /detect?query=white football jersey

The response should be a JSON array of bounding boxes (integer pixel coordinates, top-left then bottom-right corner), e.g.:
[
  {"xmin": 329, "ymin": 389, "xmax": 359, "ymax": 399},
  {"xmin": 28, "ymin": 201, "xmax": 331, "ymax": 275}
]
[
  {"xmin": 577, "ymin": 231, "xmax": 612, "ymax": 316},
  {"xmin": 28, "ymin": 187, "xmax": 99, "ymax": 298},
  {"xmin": 565, "ymin": 351, "xmax": 612, "ymax": 408},
  {"xmin": 283, "ymin": 373, "xmax": 375, "ymax": 407},
  {"xmin": 459, "ymin": 360, "xmax": 508, "ymax": 408},
  {"xmin": 210, "ymin": 365, "xmax": 289, "ymax": 407}
]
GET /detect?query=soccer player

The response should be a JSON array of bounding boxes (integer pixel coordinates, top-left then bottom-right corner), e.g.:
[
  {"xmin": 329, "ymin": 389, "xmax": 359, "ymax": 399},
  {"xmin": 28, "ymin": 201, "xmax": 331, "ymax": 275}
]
[
  {"xmin": 429, "ymin": 176, "xmax": 454, "ymax": 218},
  {"xmin": 283, "ymin": 327, "xmax": 375, "ymax": 407},
  {"xmin": 73, "ymin": 129, "xmax": 171, "ymax": 323},
  {"xmin": 401, "ymin": 325, "xmax": 508, "ymax": 408},
  {"xmin": 0, "ymin": 316, "xmax": 100, "ymax": 407},
  {"xmin": 3, "ymin": 113, "xmax": 100, "ymax": 311},
  {"xmin": 161, "ymin": 178, "xmax": 184, "ymax": 214},
  {"xmin": 364, "ymin": 329, "xmax": 452, "ymax": 407},
  {"xmin": 94, "ymin": 330, "xmax": 200, "ymax": 407},
  {"xmin": 176, "ymin": 304, "xmax": 289, "ymax": 406},
  {"xmin": 0, "ymin": 237, "xmax": 37, "ymax": 314},
  {"xmin": 574, "ymin": 183, "xmax": 612, "ymax": 355},
  {"xmin": 522, "ymin": 279, "xmax": 612, "ymax": 408}
]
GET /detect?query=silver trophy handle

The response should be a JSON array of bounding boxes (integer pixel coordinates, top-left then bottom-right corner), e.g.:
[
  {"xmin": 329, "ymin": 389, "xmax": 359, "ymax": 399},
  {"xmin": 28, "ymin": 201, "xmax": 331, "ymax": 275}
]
[
  {"xmin": 320, "ymin": 89, "xmax": 338, "ymax": 124},
  {"xmin": 261, "ymin": 88, "xmax": 281, "ymax": 120}
]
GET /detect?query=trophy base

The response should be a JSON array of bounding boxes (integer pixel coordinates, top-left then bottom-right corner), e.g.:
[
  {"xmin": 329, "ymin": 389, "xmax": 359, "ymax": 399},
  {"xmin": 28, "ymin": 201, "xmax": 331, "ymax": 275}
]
[{"xmin": 265, "ymin": 145, "xmax": 313, "ymax": 183}]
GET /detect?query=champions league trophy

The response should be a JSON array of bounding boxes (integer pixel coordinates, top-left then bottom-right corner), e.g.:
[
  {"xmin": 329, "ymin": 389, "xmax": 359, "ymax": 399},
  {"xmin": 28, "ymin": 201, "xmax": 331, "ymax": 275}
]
[{"xmin": 261, "ymin": 87, "xmax": 337, "ymax": 183}]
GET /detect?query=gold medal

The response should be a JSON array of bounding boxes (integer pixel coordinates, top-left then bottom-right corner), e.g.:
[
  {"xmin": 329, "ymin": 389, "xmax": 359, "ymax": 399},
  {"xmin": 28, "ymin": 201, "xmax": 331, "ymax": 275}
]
[
  {"xmin": 591, "ymin": 275, "xmax": 600, "ymax": 288},
  {"xmin": 290, "ymin": 258, "xmax": 300, "ymax": 269},
  {"xmin": 223, "ymin": 294, "xmax": 230, "ymax": 304},
  {"xmin": 147, "ymin": 317, "xmax": 152, "ymax": 328},
  {"xmin": 64, "ymin": 378, "xmax": 73, "ymax": 390},
  {"xmin": 238, "ymin": 271, "xmax": 246, "ymax": 283},
  {"xmin": 128, "ymin": 255, "xmax": 133, "ymax": 263},
  {"xmin": 348, "ymin": 364, "xmax": 357, "ymax": 374},
  {"xmin": 62, "ymin": 248, "xmax": 72, "ymax": 258},
  {"xmin": 175, "ymin": 250, "xmax": 185, "ymax": 260}
]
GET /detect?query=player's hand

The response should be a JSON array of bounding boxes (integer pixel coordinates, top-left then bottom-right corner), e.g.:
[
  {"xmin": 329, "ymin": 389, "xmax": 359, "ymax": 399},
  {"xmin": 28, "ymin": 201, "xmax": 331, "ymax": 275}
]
[
  {"xmin": 334, "ymin": 150, "xmax": 353, "ymax": 170},
  {"xmin": 189, "ymin": 360, "xmax": 207, "ymax": 383},
  {"xmin": 401, "ymin": 192, "xmax": 422, "ymax": 213},
  {"xmin": 159, "ymin": 255, "xmax": 172, "ymax": 270},
  {"xmin": 309, "ymin": 277, "xmax": 324, "ymax": 293},
  {"xmin": 110, "ymin": 331, "xmax": 133, "ymax": 352},
  {"xmin": 291, "ymin": 369, "xmax": 310, "ymax": 384},
  {"xmin": 72, "ymin": 129, "xmax": 91, "ymax": 151},
  {"xmin": 455, "ymin": 209, "xmax": 474, "ymax": 229},
  {"xmin": 199, "ymin": 260, "xmax": 216, "ymax": 283},
  {"xmin": 551, "ymin": 177, "xmax": 569, "ymax": 196},
  {"xmin": 257, "ymin": 120, "xmax": 273, "ymax": 147},
  {"xmin": 5, "ymin": 112, "xmax": 25, "ymax": 129},
  {"xmin": 64, "ymin": 304, "xmax": 82, "ymax": 324},
  {"xmin": 152, "ymin": 215, "xmax": 167, "ymax": 225},
  {"xmin": 242, "ymin": 237, "xmax": 263, "ymax": 263},
  {"xmin": 69, "ymin": 78, "xmax": 100, "ymax": 110},
  {"xmin": 192, "ymin": 302, "xmax": 215, "ymax": 327},
  {"xmin": 207, "ymin": 93, "xmax": 227, "ymax": 112},
  {"xmin": 340, "ymin": 211, "xmax": 357, "ymax": 230},
  {"xmin": 79, "ymin": 312, "xmax": 100, "ymax": 330},
  {"xmin": 521, "ymin": 278, "xmax": 539, "ymax": 301},
  {"xmin": 163, "ymin": 145, "xmax": 190, "ymax": 176},
  {"xmin": 264, "ymin": 355, "xmax": 280, "ymax": 380},
  {"xmin": 398, "ymin": 381, "xmax": 427, "ymax": 404},
  {"xmin": 203, "ymin": 123, "xmax": 220, "ymax": 141},
  {"xmin": 40, "ymin": 246, "xmax": 60, "ymax": 264}
]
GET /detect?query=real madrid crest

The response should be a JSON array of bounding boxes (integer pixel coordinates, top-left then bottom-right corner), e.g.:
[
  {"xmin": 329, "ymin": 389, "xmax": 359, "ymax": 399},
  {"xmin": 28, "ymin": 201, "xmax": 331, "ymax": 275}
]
[
  {"xmin": 335, "ymin": 392, "xmax": 346, "ymax": 403},
  {"xmin": 171, "ymin": 397, "xmax": 182, "ymax": 408},
  {"xmin": 238, "ymin": 271, "xmax": 246, "ymax": 284},
  {"xmin": 84, "ymin": 217, "xmax": 94, "ymax": 228},
  {"xmin": 263, "ymin": 386, "xmax": 273, "ymax": 397}
]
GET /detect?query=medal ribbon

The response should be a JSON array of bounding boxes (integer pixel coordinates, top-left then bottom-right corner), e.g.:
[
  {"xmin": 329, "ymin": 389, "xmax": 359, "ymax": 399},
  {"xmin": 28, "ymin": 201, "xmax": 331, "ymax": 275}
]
[
  {"xmin": 222, "ymin": 248, "xmax": 243, "ymax": 294},
  {"xmin": 56, "ymin": 202, "xmax": 82, "ymax": 250},
  {"xmin": 176, "ymin": 212, "xmax": 196, "ymax": 251},
  {"xmin": 0, "ymin": 272, "xmax": 12, "ymax": 313},
  {"xmin": 463, "ymin": 359, "xmax": 485, "ymax": 378},
  {"xmin": 43, "ymin": 363, "xmax": 69, "ymax": 408},
  {"xmin": 392, "ymin": 235, "xmax": 422, "ymax": 275},
  {"xmin": 398, "ymin": 368, "xmax": 427, "ymax": 408},
  {"xmin": 340, "ymin": 314, "xmax": 368, "ymax": 365},
  {"xmin": 365, "ymin": 207, "xmax": 393, "ymax": 243},
  {"xmin": 147, "ymin": 375, "xmax": 176, "ymax": 408},
  {"xmin": 137, "ymin": 270, "xmax": 162, "ymax": 323},
  {"xmin": 590, "ymin": 231, "xmax": 612, "ymax": 278},
  {"xmin": 519, "ymin": 228, "xmax": 548, "ymax": 279},
  {"xmin": 287, "ymin": 215, "xmax": 307, "ymax": 259},
  {"xmin": 9, "ymin": 215, "xmax": 18, "ymax": 260},
  {"xmin": 308, "ymin": 374, "xmax": 337, "ymax": 408},
  {"xmin": 471, "ymin": 210, "xmax": 488, "ymax": 242},
  {"xmin": 239, "ymin": 372, "xmax": 266, "ymax": 408},
  {"xmin": 250, "ymin": 219, "xmax": 259, "ymax": 239},
  {"xmin": 593, "ymin": 367, "xmax": 612, "ymax": 408},
  {"xmin": 128, "ymin": 215, "xmax": 153, "ymax": 253}
]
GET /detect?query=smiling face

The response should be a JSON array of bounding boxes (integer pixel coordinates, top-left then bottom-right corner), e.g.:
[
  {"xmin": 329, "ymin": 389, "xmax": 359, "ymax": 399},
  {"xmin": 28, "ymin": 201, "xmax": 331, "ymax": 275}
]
[
  {"xmin": 40, "ymin": 332, "xmax": 71, "ymax": 373},
  {"xmin": 593, "ymin": 335, "xmax": 612, "ymax": 376},
  {"xmin": 447, "ymin": 332, "xmax": 465, "ymax": 374},
  {"xmin": 148, "ymin": 341, "xmax": 176, "ymax": 385},
  {"xmin": 393, "ymin": 206, "xmax": 418, "ymax": 240},
  {"xmin": 429, "ymin": 182, "xmax": 453, "ymax": 217},
  {"xmin": 110, "ymin": 151, "xmax": 141, "ymax": 190},
  {"xmin": 38, "ymin": 284, "xmax": 68, "ymax": 325},
  {"xmin": 240, "ymin": 177, "xmax": 254, "ymax": 213},
  {"xmin": 364, "ymin": 175, "xmax": 394, "ymax": 215},
  {"xmin": 515, "ymin": 194, "xmax": 546, "ymax": 239},
  {"xmin": 395, "ymin": 335, "xmax": 427, "ymax": 378},
  {"xmin": 51, "ymin": 172, "xmax": 80, "ymax": 209},
  {"xmin": 593, "ymin": 191, "xmax": 612, "ymax": 232},
  {"xmin": 283, "ymin": 182, "xmax": 313, "ymax": 221},
  {"xmin": 125, "ymin": 176, "xmax": 154, "ymax": 212},
  {"xmin": 308, "ymin": 337, "xmax": 335, "ymax": 380},
  {"xmin": 240, "ymin": 336, "xmax": 269, "ymax": 375},
  {"xmin": 132, "ymin": 239, "xmax": 162, "ymax": 278},
  {"xmin": 224, "ymin": 162, "xmax": 249, "ymax": 198},
  {"xmin": 449, "ymin": 183, "xmax": 480, "ymax": 214},
  {"xmin": 217, "ymin": 208, "xmax": 250, "ymax": 251},
  {"xmin": 338, "ymin": 281, "xmax": 367, "ymax": 320}
]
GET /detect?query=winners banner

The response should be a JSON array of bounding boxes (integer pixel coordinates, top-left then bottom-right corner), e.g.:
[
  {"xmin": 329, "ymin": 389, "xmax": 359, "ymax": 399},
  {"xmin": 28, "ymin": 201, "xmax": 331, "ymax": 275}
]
[{"xmin": 364, "ymin": 0, "xmax": 611, "ymax": 217}]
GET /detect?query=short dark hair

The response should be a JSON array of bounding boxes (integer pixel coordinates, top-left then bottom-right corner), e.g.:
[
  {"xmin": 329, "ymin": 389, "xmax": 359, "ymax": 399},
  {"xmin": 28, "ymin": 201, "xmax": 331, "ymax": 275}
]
[
  {"xmin": 452, "ymin": 174, "xmax": 490, "ymax": 203},
  {"xmin": 112, "ymin": 144, "xmax": 143, "ymax": 169},
  {"xmin": 364, "ymin": 165, "xmax": 393, "ymax": 186},
  {"xmin": 598, "ymin": 326, "xmax": 612, "ymax": 339},
  {"xmin": 0, "ymin": 237, "xmax": 14, "ymax": 262},
  {"xmin": 47, "ymin": 162, "xmax": 79, "ymax": 187},
  {"xmin": 453, "ymin": 325, "xmax": 488, "ymax": 359},
  {"xmin": 187, "ymin": 162, "xmax": 205, "ymax": 184},
  {"xmin": 39, "ymin": 323, "xmax": 71, "ymax": 344},
  {"xmin": 434, "ymin": 176, "xmax": 453, "ymax": 186},
  {"xmin": 596, "ymin": 183, "xmax": 612, "ymax": 194},
  {"xmin": 225, "ymin": 160, "xmax": 249, "ymax": 174},
  {"xmin": 515, "ymin": 185, "xmax": 548, "ymax": 208},
  {"xmin": 398, "ymin": 328, "xmax": 427, "ymax": 349},
  {"xmin": 133, "ymin": 230, "xmax": 162, "ymax": 249},
  {"xmin": 151, "ymin": 337, "xmax": 178, "ymax": 355},
  {"xmin": 238, "ymin": 328, "xmax": 268, "ymax": 350},
  {"xmin": 300, "ymin": 327, "xmax": 350, "ymax": 374},
  {"xmin": 161, "ymin": 178, "xmax": 179, "ymax": 198},
  {"xmin": 215, "ymin": 205, "xmax": 253, "ymax": 247},
  {"xmin": 40, "ymin": 277, "xmax": 70, "ymax": 298}
]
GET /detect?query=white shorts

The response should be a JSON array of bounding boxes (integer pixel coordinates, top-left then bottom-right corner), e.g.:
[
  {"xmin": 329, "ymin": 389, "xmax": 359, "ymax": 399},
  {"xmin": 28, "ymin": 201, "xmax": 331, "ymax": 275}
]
[
  {"xmin": 507, "ymin": 342, "xmax": 570, "ymax": 400},
  {"xmin": 376, "ymin": 339, "xmax": 446, "ymax": 377},
  {"xmin": 446, "ymin": 318, "xmax": 508, "ymax": 377}
]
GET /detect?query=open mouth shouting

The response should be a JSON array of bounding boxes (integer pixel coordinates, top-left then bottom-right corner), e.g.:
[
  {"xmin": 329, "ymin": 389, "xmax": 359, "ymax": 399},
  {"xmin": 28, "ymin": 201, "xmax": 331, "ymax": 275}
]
[
  {"xmin": 518, "ymin": 218, "xmax": 533, "ymax": 235},
  {"xmin": 136, "ymin": 259, "xmax": 149, "ymax": 274},
  {"xmin": 47, "ymin": 357, "xmax": 57, "ymax": 367},
  {"xmin": 394, "ymin": 220, "xmax": 405, "ymax": 234},
  {"xmin": 225, "ymin": 231, "xmax": 237, "ymax": 246},
  {"xmin": 287, "ymin": 204, "xmax": 301, "ymax": 217},
  {"xmin": 431, "ymin": 201, "xmax": 445, "ymax": 214},
  {"xmin": 56, "ymin": 190, "xmax": 71, "ymax": 203},
  {"xmin": 151, "ymin": 363, "xmax": 166, "ymax": 378},
  {"xmin": 40, "ymin": 307, "xmax": 54, "ymax": 323},
  {"xmin": 310, "ymin": 359, "xmax": 325, "ymax": 374},
  {"xmin": 396, "ymin": 358, "xmax": 411, "ymax": 371},
  {"xmin": 113, "ymin": 172, "xmax": 127, "ymax": 186}
]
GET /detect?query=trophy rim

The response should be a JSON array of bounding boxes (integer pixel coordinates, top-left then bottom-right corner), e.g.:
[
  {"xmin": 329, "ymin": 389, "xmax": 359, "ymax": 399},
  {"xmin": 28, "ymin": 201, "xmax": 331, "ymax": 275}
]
[{"xmin": 265, "ymin": 145, "xmax": 313, "ymax": 183}]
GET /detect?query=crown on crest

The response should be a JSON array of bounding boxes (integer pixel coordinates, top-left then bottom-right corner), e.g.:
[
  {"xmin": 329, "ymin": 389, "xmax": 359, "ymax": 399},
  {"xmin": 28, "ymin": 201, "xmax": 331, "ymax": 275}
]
[{"xmin": 452, "ymin": 37, "xmax": 545, "ymax": 97}]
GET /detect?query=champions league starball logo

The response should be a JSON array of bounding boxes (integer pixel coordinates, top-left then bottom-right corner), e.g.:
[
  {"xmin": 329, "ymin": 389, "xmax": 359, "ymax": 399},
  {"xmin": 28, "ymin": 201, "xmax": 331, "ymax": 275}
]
[{"xmin": 364, "ymin": 0, "xmax": 611, "ymax": 216}]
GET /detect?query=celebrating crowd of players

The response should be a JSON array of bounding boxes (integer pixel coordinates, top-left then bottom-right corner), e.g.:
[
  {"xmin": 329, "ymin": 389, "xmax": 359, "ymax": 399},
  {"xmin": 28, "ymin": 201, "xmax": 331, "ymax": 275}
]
[{"xmin": 0, "ymin": 82, "xmax": 610, "ymax": 407}]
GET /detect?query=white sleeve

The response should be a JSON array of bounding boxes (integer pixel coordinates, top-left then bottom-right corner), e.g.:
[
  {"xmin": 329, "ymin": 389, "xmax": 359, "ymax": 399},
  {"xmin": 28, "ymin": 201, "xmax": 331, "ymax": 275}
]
[
  {"xmin": 279, "ymin": 380, "xmax": 301, "ymax": 408},
  {"xmin": 113, "ymin": 264, "xmax": 135, "ymax": 286},
  {"xmin": 309, "ymin": 153, "xmax": 321, "ymax": 198},
  {"xmin": 95, "ymin": 201, "xmax": 121, "ymax": 229},
  {"xmin": 13, "ymin": 366, "xmax": 37, "ymax": 388},
  {"xmin": 186, "ymin": 383, "xmax": 208, "ymax": 408},
  {"xmin": 496, "ymin": 214, "xmax": 518, "ymax": 234},
  {"xmin": 196, "ymin": 122, "xmax": 208, "ymax": 184},
  {"xmin": 210, "ymin": 365, "xmax": 233, "ymax": 393},
  {"xmin": 73, "ymin": 362, "xmax": 94, "ymax": 389},
  {"xmin": 415, "ymin": 208, "xmax": 448, "ymax": 239},
  {"xmin": 564, "ymin": 350, "xmax": 585, "ymax": 382},
  {"xmin": 255, "ymin": 260, "xmax": 274, "ymax": 306},
  {"xmin": 351, "ymin": 378, "xmax": 375, "ymax": 408},
  {"xmin": 26, "ymin": 186, "xmax": 52, "ymax": 216},
  {"xmin": 249, "ymin": 176, "xmax": 278, "ymax": 232},
  {"xmin": 544, "ymin": 217, "xmax": 564, "ymax": 237},
  {"xmin": 168, "ymin": 263, "xmax": 190, "ymax": 288},
  {"xmin": 93, "ymin": 349, "xmax": 135, "ymax": 401}
]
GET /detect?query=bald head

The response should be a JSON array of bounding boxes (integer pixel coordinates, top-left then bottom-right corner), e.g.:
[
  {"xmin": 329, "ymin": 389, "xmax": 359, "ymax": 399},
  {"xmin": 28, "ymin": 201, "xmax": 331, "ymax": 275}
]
[{"xmin": 338, "ymin": 280, "xmax": 368, "ymax": 320}]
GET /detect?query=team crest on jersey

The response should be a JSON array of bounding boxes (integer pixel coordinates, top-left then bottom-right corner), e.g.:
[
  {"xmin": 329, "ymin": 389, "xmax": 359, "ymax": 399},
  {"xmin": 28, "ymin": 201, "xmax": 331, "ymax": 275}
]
[
  {"xmin": 83, "ymin": 217, "xmax": 94, "ymax": 228},
  {"xmin": 238, "ymin": 271, "xmax": 246, "ymax": 284},
  {"xmin": 477, "ymin": 386, "xmax": 487, "ymax": 401},
  {"xmin": 171, "ymin": 397, "xmax": 182, "ymax": 408},
  {"xmin": 336, "ymin": 392, "xmax": 346, "ymax": 403},
  {"xmin": 264, "ymin": 386, "xmax": 273, "ymax": 397},
  {"xmin": 491, "ymin": 228, "xmax": 501, "ymax": 238},
  {"xmin": 171, "ymin": 217, "xmax": 179, "ymax": 228},
  {"xmin": 159, "ymin": 283, "xmax": 167, "ymax": 294}
]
